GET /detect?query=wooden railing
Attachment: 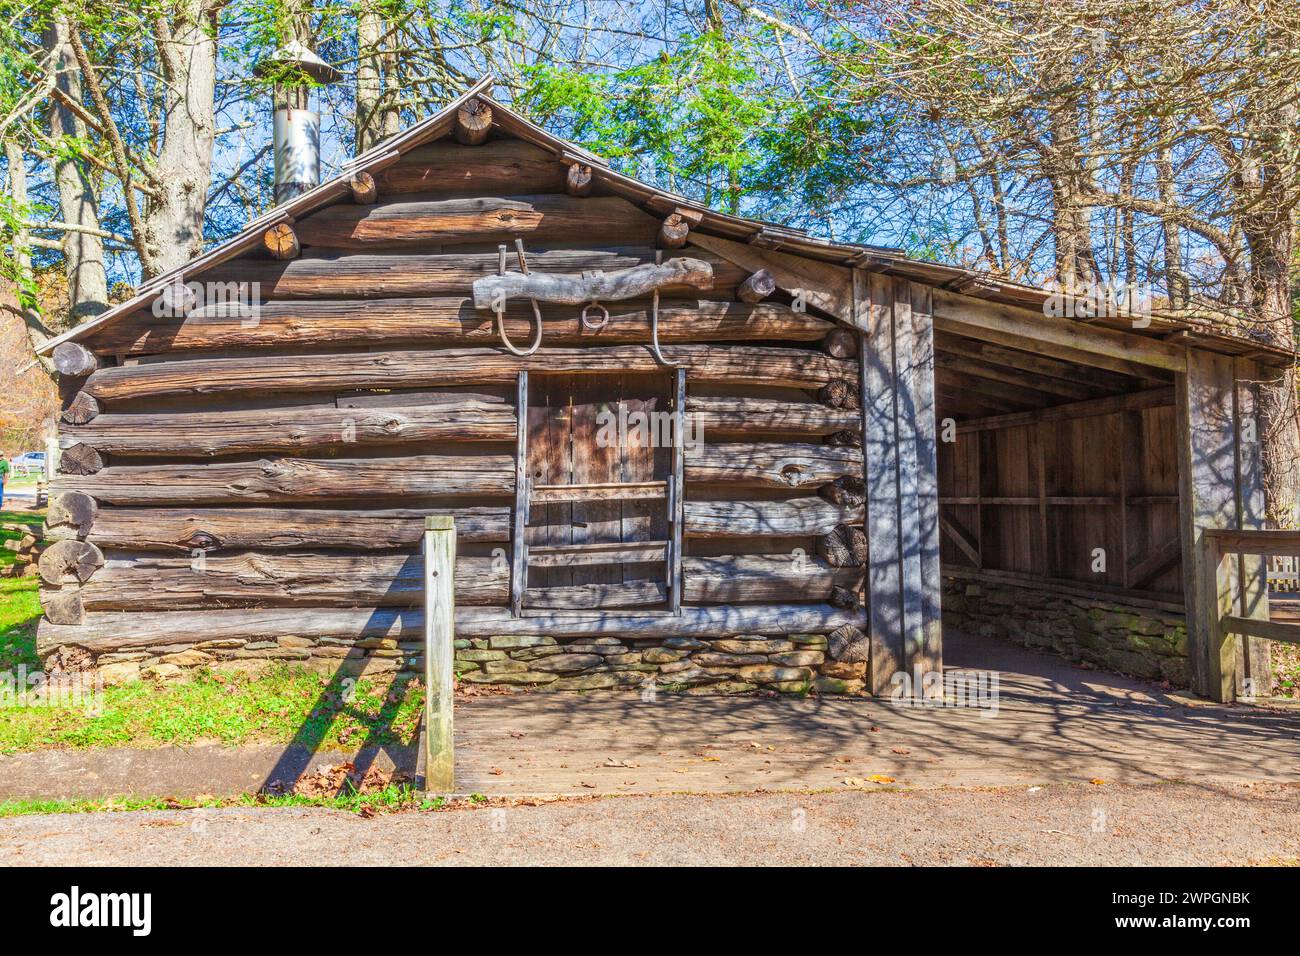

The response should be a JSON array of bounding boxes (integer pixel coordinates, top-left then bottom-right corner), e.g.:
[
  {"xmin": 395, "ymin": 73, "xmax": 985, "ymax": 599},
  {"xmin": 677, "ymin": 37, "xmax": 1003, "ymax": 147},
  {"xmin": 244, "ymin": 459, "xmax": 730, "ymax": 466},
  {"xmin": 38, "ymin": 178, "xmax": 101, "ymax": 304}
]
[{"xmin": 1203, "ymin": 528, "xmax": 1300, "ymax": 658}]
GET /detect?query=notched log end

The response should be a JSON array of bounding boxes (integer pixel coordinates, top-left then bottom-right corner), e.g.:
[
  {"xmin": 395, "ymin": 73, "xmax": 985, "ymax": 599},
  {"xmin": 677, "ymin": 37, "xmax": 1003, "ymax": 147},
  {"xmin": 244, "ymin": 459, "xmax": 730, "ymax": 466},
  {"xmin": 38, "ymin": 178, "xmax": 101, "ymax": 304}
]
[
  {"xmin": 38, "ymin": 539, "xmax": 104, "ymax": 586},
  {"xmin": 565, "ymin": 163, "xmax": 594, "ymax": 197},
  {"xmin": 454, "ymin": 98, "xmax": 493, "ymax": 145},
  {"xmin": 657, "ymin": 214, "xmax": 690, "ymax": 249},
  {"xmin": 263, "ymin": 223, "xmax": 301, "ymax": 261},
  {"xmin": 349, "ymin": 171, "xmax": 378, "ymax": 204},
  {"xmin": 52, "ymin": 341, "xmax": 99, "ymax": 379}
]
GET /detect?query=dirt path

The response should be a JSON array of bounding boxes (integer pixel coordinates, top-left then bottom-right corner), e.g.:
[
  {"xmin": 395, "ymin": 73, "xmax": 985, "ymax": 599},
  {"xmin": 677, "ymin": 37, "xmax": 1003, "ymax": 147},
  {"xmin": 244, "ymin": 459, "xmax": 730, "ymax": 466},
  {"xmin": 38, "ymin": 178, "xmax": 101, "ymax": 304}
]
[{"xmin": 1, "ymin": 782, "xmax": 1296, "ymax": 866}]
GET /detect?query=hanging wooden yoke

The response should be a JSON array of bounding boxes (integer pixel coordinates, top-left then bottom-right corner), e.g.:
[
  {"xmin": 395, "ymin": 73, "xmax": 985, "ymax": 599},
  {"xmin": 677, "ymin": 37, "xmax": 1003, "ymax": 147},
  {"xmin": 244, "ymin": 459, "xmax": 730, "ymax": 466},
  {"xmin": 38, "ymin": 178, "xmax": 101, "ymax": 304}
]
[{"xmin": 472, "ymin": 243, "xmax": 715, "ymax": 365}]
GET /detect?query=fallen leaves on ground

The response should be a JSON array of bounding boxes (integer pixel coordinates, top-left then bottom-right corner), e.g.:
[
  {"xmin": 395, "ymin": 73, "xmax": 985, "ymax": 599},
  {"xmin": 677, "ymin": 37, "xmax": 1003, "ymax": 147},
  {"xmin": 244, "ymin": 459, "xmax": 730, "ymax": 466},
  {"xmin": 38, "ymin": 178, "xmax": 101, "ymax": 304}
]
[{"xmin": 264, "ymin": 761, "xmax": 411, "ymax": 798}]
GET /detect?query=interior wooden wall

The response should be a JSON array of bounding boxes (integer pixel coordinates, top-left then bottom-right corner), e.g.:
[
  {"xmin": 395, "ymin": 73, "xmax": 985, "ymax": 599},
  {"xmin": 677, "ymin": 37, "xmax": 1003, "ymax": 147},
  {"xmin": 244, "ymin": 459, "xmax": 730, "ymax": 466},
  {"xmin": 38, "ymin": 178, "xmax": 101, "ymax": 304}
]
[{"xmin": 937, "ymin": 400, "xmax": 1183, "ymax": 599}]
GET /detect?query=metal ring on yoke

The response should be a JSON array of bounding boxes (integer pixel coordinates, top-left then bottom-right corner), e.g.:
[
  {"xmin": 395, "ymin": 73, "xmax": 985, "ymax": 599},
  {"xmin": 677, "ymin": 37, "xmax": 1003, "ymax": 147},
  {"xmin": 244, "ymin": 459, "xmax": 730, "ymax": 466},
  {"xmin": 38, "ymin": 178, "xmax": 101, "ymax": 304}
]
[{"xmin": 581, "ymin": 302, "xmax": 610, "ymax": 330}]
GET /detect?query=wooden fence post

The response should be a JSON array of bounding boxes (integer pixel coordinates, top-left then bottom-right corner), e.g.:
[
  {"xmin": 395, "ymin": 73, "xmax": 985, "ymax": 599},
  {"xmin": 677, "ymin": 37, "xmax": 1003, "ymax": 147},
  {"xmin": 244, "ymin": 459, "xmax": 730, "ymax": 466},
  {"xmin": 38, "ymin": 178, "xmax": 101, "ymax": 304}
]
[{"xmin": 423, "ymin": 515, "xmax": 456, "ymax": 793}]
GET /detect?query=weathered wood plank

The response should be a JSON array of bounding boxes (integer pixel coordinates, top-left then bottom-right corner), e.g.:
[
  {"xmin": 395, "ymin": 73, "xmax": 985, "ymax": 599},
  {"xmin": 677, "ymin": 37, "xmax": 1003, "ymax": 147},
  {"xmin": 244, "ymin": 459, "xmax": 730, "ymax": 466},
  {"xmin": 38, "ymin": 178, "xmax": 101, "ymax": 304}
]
[
  {"xmin": 37, "ymin": 602, "xmax": 865, "ymax": 653},
  {"xmin": 684, "ymin": 554, "xmax": 861, "ymax": 603},
  {"xmin": 294, "ymin": 194, "xmax": 659, "ymax": 249},
  {"xmin": 687, "ymin": 396, "xmax": 861, "ymax": 438},
  {"xmin": 54, "ymin": 454, "xmax": 515, "ymax": 505},
  {"xmin": 933, "ymin": 288, "xmax": 1185, "ymax": 374},
  {"xmin": 83, "ymin": 345, "xmax": 855, "ymax": 401},
  {"xmin": 685, "ymin": 442, "xmax": 863, "ymax": 489},
  {"xmin": 63, "ymin": 401, "xmax": 515, "ymax": 456},
  {"xmin": 423, "ymin": 516, "xmax": 456, "ymax": 793},
  {"xmin": 1177, "ymin": 349, "xmax": 1240, "ymax": 701},
  {"xmin": 511, "ymin": 371, "xmax": 528, "ymax": 617},
  {"xmin": 379, "ymin": 139, "xmax": 566, "ymax": 195},
  {"xmin": 862, "ymin": 272, "xmax": 905, "ymax": 693},
  {"xmin": 185, "ymin": 247, "xmax": 747, "ymax": 303},
  {"xmin": 88, "ymin": 297, "xmax": 835, "ymax": 358},
  {"xmin": 48, "ymin": 506, "xmax": 511, "ymax": 551},
  {"xmin": 682, "ymin": 497, "xmax": 864, "ymax": 537},
  {"xmin": 79, "ymin": 551, "xmax": 506, "ymax": 608}
]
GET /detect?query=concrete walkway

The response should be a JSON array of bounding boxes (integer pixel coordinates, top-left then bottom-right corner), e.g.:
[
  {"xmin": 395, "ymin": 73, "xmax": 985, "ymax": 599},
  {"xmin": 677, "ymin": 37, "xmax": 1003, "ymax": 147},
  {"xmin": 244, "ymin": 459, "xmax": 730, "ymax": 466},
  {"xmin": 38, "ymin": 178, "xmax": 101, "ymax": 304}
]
[
  {"xmin": 2, "ymin": 782, "xmax": 1297, "ymax": 866},
  {"xmin": 3, "ymin": 630, "xmax": 1299, "ymax": 801}
]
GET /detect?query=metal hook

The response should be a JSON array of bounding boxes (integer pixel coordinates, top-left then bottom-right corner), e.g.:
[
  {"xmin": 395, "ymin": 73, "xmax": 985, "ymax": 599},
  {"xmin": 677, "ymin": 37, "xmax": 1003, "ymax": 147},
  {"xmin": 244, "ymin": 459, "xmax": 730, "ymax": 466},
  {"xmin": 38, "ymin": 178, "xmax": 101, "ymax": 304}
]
[
  {"xmin": 648, "ymin": 250, "xmax": 674, "ymax": 367},
  {"xmin": 494, "ymin": 241, "xmax": 543, "ymax": 357}
]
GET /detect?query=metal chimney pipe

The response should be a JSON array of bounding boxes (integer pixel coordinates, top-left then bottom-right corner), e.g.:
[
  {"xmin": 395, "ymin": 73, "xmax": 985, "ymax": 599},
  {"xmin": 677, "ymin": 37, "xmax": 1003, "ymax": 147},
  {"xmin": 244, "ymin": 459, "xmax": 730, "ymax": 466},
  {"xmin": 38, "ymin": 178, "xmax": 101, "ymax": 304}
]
[
  {"xmin": 254, "ymin": 41, "xmax": 341, "ymax": 207},
  {"xmin": 273, "ymin": 106, "xmax": 321, "ymax": 204}
]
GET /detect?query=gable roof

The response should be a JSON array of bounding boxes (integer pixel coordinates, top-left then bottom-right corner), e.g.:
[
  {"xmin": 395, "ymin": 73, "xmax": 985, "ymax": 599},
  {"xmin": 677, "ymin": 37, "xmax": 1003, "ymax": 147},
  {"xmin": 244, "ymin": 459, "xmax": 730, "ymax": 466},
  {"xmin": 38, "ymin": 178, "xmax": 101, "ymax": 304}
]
[{"xmin": 38, "ymin": 76, "xmax": 1291, "ymax": 368}]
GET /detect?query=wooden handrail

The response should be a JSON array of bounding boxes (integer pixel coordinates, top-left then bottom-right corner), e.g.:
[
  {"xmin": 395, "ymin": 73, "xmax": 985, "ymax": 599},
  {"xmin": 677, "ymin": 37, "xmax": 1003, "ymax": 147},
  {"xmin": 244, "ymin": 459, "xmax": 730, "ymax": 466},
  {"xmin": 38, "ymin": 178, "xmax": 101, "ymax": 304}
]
[{"xmin": 1203, "ymin": 528, "xmax": 1300, "ymax": 557}]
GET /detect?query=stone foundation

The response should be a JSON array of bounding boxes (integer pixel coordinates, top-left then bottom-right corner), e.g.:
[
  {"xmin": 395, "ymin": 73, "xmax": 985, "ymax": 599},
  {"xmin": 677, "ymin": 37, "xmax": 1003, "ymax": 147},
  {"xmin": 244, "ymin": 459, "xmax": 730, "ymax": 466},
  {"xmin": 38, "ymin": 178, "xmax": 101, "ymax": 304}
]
[
  {"xmin": 941, "ymin": 577, "xmax": 1188, "ymax": 686},
  {"xmin": 82, "ymin": 631, "xmax": 868, "ymax": 695}
]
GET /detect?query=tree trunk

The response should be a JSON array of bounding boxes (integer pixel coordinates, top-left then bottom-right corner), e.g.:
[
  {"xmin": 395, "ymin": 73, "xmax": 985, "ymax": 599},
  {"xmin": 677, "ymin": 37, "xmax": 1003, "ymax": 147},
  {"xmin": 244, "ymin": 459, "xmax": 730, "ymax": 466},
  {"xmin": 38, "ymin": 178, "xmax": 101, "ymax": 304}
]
[
  {"xmin": 143, "ymin": 0, "xmax": 219, "ymax": 277},
  {"xmin": 42, "ymin": 17, "xmax": 108, "ymax": 317},
  {"xmin": 356, "ymin": 2, "xmax": 399, "ymax": 153}
]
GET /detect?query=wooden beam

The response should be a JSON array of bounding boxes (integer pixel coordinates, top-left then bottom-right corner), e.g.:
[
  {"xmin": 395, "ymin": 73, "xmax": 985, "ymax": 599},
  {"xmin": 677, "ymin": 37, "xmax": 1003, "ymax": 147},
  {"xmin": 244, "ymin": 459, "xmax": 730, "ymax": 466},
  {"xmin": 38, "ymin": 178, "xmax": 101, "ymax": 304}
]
[
  {"xmin": 1127, "ymin": 536, "xmax": 1181, "ymax": 590},
  {"xmin": 688, "ymin": 231, "xmax": 856, "ymax": 327},
  {"xmin": 83, "ymin": 345, "xmax": 855, "ymax": 402},
  {"xmin": 511, "ymin": 371, "xmax": 528, "ymax": 617},
  {"xmin": 940, "ymin": 512, "xmax": 981, "ymax": 567},
  {"xmin": 85, "ymin": 297, "xmax": 834, "ymax": 355},
  {"xmin": 52, "ymin": 342, "xmax": 99, "ymax": 378},
  {"xmin": 862, "ymin": 272, "xmax": 904, "ymax": 694},
  {"xmin": 682, "ymin": 497, "xmax": 864, "ymax": 538},
  {"xmin": 1177, "ymin": 349, "xmax": 1242, "ymax": 701},
  {"xmin": 380, "ymin": 140, "xmax": 566, "ymax": 196},
  {"xmin": 669, "ymin": 368, "xmax": 685, "ymax": 615},
  {"xmin": 657, "ymin": 213, "xmax": 690, "ymax": 249},
  {"xmin": 956, "ymin": 387, "xmax": 1174, "ymax": 433},
  {"xmin": 78, "ymin": 551, "xmax": 506, "ymax": 609},
  {"xmin": 686, "ymin": 396, "xmax": 861, "ymax": 438},
  {"xmin": 685, "ymin": 442, "xmax": 862, "ymax": 490},
  {"xmin": 195, "ymin": 247, "xmax": 747, "ymax": 304},
  {"xmin": 54, "ymin": 454, "xmax": 515, "ymax": 505},
  {"xmin": 737, "ymin": 269, "xmax": 776, "ymax": 304},
  {"xmin": 933, "ymin": 288, "xmax": 1185, "ymax": 375},
  {"xmin": 63, "ymin": 401, "xmax": 515, "ymax": 456},
  {"xmin": 37, "ymin": 602, "xmax": 865, "ymax": 654},
  {"xmin": 294, "ymin": 194, "xmax": 659, "ymax": 249},
  {"xmin": 50, "ymin": 506, "xmax": 511, "ymax": 551},
  {"xmin": 934, "ymin": 330, "xmax": 1143, "ymax": 393}
]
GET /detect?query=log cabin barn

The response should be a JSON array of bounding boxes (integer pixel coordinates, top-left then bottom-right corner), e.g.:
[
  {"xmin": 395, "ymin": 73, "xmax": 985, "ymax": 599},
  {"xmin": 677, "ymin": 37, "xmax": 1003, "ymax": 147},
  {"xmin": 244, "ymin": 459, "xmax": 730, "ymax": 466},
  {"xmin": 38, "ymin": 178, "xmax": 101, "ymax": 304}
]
[{"xmin": 34, "ymin": 77, "xmax": 1290, "ymax": 703}]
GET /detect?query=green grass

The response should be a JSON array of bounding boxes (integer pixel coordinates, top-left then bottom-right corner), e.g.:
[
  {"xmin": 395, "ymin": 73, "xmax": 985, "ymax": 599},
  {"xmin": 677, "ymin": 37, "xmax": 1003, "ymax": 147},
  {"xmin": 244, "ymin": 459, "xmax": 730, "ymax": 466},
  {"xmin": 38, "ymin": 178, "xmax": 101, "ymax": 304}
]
[
  {"xmin": 0, "ymin": 505, "xmax": 430, "ymax": 754},
  {"xmin": 0, "ymin": 665, "xmax": 426, "ymax": 754},
  {"xmin": 0, "ymin": 783, "xmax": 450, "ymax": 818},
  {"xmin": 0, "ymin": 509, "xmax": 42, "ymax": 674}
]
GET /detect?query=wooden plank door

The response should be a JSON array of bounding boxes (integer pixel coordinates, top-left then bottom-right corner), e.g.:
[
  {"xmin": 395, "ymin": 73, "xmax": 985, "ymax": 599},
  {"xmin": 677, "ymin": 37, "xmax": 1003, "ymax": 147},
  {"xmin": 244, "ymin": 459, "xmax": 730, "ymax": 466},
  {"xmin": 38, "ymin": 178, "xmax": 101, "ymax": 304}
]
[{"xmin": 525, "ymin": 373, "xmax": 670, "ymax": 608}]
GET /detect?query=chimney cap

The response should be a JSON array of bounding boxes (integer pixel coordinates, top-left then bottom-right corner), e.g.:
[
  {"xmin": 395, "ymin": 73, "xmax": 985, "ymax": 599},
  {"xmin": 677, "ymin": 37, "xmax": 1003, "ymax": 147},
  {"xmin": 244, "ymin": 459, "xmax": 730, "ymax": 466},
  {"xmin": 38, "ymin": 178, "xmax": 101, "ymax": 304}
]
[{"xmin": 254, "ymin": 40, "xmax": 343, "ymax": 85}]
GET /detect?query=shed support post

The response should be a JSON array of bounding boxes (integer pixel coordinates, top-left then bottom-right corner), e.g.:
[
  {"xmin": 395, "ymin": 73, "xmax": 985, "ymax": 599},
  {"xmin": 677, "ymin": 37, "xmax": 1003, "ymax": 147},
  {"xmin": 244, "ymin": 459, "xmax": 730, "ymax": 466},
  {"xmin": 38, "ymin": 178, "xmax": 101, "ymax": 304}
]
[
  {"xmin": 860, "ymin": 273, "xmax": 942, "ymax": 695},
  {"xmin": 511, "ymin": 370, "xmax": 529, "ymax": 616},
  {"xmin": 1177, "ymin": 351, "xmax": 1271, "ymax": 701},
  {"xmin": 423, "ymin": 515, "xmax": 456, "ymax": 793}
]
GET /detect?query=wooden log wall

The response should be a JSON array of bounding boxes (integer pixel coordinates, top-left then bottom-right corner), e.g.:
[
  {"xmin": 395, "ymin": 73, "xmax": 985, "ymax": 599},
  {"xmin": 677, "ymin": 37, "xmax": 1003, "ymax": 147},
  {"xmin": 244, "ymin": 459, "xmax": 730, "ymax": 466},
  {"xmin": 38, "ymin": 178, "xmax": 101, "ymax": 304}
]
[
  {"xmin": 936, "ymin": 389, "xmax": 1184, "ymax": 599},
  {"xmin": 39, "ymin": 134, "xmax": 870, "ymax": 651}
]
